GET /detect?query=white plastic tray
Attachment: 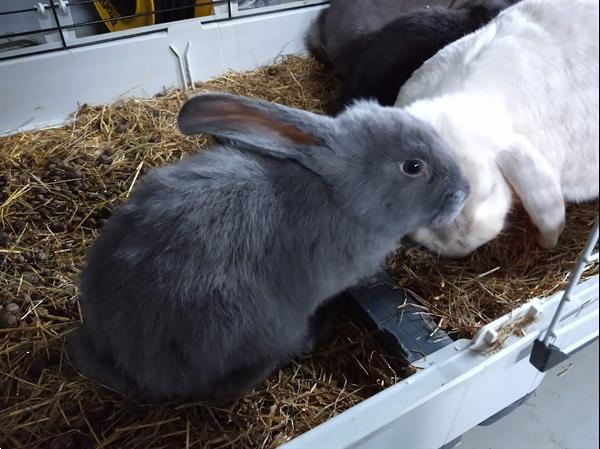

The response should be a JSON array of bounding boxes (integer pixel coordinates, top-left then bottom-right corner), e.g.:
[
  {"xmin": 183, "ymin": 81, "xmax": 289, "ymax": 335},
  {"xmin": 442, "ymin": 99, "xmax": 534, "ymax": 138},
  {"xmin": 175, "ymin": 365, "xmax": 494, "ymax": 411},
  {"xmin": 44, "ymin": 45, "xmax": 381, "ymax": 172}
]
[{"xmin": 0, "ymin": 4, "xmax": 597, "ymax": 448}]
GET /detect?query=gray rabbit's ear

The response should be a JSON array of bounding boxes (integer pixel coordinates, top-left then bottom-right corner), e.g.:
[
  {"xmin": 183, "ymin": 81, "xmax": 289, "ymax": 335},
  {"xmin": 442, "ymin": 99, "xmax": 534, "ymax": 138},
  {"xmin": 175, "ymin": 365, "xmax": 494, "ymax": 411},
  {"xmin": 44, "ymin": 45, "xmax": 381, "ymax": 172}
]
[{"xmin": 178, "ymin": 93, "xmax": 327, "ymax": 159}]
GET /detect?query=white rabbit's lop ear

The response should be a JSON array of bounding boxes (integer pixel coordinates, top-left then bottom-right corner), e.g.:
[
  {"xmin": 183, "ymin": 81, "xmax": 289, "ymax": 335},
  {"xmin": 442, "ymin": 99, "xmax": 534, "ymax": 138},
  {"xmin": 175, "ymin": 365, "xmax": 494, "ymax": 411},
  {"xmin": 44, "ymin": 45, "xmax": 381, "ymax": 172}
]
[
  {"xmin": 178, "ymin": 93, "xmax": 325, "ymax": 160},
  {"xmin": 497, "ymin": 138, "xmax": 566, "ymax": 249}
]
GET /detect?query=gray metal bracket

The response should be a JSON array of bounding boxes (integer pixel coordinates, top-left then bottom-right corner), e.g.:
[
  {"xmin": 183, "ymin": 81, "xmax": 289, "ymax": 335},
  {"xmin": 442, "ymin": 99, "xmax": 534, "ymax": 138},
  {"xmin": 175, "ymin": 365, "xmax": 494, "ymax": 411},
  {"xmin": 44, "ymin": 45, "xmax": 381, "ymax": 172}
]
[{"xmin": 530, "ymin": 217, "xmax": 599, "ymax": 373}]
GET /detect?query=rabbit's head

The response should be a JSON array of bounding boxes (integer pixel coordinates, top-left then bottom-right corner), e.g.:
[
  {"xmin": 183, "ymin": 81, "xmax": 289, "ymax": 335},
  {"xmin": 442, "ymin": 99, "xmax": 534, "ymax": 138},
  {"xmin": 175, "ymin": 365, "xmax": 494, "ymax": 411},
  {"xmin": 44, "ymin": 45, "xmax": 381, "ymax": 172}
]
[
  {"xmin": 178, "ymin": 94, "xmax": 470, "ymax": 237},
  {"xmin": 328, "ymin": 101, "xmax": 470, "ymax": 234},
  {"xmin": 409, "ymin": 133, "xmax": 566, "ymax": 258},
  {"xmin": 410, "ymin": 151, "xmax": 513, "ymax": 258}
]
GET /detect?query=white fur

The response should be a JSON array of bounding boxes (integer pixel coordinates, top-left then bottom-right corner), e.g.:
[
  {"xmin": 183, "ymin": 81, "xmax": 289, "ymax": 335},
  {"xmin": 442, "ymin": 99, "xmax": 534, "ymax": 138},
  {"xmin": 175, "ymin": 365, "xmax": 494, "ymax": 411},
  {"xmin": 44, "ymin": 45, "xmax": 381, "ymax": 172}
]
[{"xmin": 396, "ymin": 0, "xmax": 600, "ymax": 257}]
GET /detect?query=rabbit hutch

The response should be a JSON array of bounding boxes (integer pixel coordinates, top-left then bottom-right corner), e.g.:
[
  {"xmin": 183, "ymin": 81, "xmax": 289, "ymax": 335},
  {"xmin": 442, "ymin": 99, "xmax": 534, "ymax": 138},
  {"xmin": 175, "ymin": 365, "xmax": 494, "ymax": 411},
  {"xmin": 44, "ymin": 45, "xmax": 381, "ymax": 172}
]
[{"xmin": 0, "ymin": 1, "xmax": 598, "ymax": 448}]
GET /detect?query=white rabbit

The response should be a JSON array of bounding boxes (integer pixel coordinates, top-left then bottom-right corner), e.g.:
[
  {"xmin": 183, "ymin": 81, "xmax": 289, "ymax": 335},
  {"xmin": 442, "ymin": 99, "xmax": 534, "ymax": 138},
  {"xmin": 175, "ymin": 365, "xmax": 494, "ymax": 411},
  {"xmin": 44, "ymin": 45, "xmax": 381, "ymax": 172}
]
[{"xmin": 395, "ymin": 0, "xmax": 600, "ymax": 257}]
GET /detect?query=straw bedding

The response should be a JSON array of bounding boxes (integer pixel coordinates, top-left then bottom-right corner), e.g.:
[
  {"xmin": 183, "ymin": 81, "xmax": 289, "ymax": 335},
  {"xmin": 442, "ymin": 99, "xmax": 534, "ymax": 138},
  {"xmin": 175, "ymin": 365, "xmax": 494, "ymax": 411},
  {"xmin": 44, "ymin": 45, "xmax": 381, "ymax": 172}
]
[
  {"xmin": 0, "ymin": 55, "xmax": 597, "ymax": 448},
  {"xmin": 389, "ymin": 203, "xmax": 599, "ymax": 339}
]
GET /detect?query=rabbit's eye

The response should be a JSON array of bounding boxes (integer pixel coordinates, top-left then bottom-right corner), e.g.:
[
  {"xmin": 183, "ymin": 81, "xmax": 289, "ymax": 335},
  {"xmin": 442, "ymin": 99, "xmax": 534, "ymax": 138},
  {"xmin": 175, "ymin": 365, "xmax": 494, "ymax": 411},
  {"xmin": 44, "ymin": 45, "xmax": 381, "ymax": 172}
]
[{"xmin": 401, "ymin": 159, "xmax": 426, "ymax": 177}]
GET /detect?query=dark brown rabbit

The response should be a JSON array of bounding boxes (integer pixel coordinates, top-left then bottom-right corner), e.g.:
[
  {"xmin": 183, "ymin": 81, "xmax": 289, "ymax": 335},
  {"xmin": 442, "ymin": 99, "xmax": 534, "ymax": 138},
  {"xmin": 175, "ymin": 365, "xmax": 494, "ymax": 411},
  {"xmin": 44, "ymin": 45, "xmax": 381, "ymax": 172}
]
[{"xmin": 307, "ymin": 0, "xmax": 517, "ymax": 111}]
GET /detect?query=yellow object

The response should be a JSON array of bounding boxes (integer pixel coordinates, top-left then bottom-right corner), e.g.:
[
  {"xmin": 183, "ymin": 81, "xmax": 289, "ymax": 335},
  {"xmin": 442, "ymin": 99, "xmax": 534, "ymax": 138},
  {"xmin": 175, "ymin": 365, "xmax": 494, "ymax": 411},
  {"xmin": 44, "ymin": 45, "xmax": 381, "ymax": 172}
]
[
  {"xmin": 195, "ymin": 2, "xmax": 214, "ymax": 17},
  {"xmin": 94, "ymin": 0, "xmax": 154, "ymax": 32},
  {"xmin": 94, "ymin": 1, "xmax": 214, "ymax": 33}
]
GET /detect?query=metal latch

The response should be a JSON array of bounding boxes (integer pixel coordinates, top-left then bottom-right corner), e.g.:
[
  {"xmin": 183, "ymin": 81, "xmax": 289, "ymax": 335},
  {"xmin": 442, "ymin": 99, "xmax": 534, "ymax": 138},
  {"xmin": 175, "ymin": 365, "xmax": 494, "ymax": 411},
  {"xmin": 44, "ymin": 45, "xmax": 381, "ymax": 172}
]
[{"xmin": 530, "ymin": 218, "xmax": 599, "ymax": 373}]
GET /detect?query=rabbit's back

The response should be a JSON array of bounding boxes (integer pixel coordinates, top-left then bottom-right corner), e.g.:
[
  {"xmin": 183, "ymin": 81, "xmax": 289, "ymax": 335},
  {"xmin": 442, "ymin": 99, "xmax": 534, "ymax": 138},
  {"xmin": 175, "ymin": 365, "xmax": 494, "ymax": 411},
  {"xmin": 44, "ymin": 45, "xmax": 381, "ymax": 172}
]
[
  {"xmin": 398, "ymin": 0, "xmax": 599, "ymax": 200},
  {"xmin": 81, "ymin": 149, "xmax": 279, "ymax": 311},
  {"xmin": 308, "ymin": 0, "xmax": 453, "ymax": 74},
  {"xmin": 76, "ymin": 149, "xmax": 314, "ymax": 399},
  {"xmin": 318, "ymin": 0, "xmax": 418, "ymax": 62},
  {"xmin": 502, "ymin": 1, "xmax": 599, "ymax": 201},
  {"xmin": 75, "ymin": 144, "xmax": 391, "ymax": 400}
]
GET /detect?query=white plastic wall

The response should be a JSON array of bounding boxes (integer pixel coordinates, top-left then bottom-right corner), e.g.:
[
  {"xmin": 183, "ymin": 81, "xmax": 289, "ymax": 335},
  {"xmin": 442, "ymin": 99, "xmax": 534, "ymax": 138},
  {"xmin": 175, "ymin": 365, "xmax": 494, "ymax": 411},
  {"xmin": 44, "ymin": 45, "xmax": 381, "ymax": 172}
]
[
  {"xmin": 281, "ymin": 277, "xmax": 598, "ymax": 449},
  {"xmin": 1, "ymin": 5, "xmax": 598, "ymax": 448},
  {"xmin": 0, "ymin": 4, "xmax": 326, "ymax": 136}
]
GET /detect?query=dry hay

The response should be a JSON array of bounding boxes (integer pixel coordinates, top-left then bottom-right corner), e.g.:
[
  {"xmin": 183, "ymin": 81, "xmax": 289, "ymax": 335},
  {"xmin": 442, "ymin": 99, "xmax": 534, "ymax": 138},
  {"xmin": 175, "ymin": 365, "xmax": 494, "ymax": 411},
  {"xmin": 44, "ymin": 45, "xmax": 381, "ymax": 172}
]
[
  {"xmin": 0, "ymin": 53, "xmax": 598, "ymax": 448},
  {"xmin": 483, "ymin": 312, "xmax": 537, "ymax": 355},
  {"xmin": 389, "ymin": 203, "xmax": 599, "ymax": 339},
  {"xmin": 0, "ymin": 56, "xmax": 412, "ymax": 449}
]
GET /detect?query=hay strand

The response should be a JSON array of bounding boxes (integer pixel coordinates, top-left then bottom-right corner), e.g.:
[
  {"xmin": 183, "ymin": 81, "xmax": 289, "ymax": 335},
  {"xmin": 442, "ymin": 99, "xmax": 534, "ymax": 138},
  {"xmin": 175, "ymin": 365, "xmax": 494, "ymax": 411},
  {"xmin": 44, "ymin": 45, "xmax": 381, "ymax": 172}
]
[{"xmin": 389, "ymin": 203, "xmax": 599, "ymax": 339}]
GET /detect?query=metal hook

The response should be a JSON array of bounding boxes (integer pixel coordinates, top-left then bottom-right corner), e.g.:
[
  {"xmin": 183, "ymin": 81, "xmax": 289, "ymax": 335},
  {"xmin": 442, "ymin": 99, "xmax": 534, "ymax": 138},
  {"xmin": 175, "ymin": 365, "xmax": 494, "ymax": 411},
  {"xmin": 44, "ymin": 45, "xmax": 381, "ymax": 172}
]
[
  {"xmin": 543, "ymin": 218, "xmax": 599, "ymax": 346},
  {"xmin": 36, "ymin": 2, "xmax": 47, "ymax": 15},
  {"xmin": 170, "ymin": 42, "xmax": 194, "ymax": 91},
  {"xmin": 184, "ymin": 42, "xmax": 194, "ymax": 91},
  {"xmin": 169, "ymin": 44, "xmax": 190, "ymax": 91}
]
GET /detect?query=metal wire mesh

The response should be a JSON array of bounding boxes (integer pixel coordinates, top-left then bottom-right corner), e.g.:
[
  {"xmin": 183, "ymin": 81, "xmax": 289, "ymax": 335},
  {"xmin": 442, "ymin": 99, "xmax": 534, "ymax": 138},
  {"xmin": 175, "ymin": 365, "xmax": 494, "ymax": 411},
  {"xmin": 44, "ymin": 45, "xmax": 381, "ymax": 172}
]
[{"xmin": 0, "ymin": 0, "xmax": 329, "ymax": 61}]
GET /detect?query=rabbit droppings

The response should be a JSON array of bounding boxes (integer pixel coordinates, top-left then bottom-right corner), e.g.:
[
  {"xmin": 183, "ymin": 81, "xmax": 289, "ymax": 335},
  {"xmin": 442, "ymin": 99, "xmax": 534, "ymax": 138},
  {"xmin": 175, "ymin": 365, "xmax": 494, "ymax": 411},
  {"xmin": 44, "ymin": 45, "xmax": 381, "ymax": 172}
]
[
  {"xmin": 69, "ymin": 94, "xmax": 469, "ymax": 402},
  {"xmin": 395, "ymin": 0, "xmax": 600, "ymax": 258}
]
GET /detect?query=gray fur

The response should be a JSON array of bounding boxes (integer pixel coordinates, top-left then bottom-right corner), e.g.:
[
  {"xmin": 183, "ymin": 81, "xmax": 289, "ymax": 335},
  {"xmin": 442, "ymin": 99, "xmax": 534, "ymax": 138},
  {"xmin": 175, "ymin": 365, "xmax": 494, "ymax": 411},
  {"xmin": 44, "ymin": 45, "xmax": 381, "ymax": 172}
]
[
  {"xmin": 306, "ymin": 0, "xmax": 455, "ymax": 73},
  {"xmin": 70, "ymin": 93, "xmax": 469, "ymax": 402},
  {"xmin": 306, "ymin": 0, "xmax": 517, "ymax": 110}
]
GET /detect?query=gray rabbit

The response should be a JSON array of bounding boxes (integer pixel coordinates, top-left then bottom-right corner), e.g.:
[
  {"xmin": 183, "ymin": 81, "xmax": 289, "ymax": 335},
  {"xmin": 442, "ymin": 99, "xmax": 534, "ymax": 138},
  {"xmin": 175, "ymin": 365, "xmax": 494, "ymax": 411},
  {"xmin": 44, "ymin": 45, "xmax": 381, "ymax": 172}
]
[{"xmin": 69, "ymin": 93, "xmax": 469, "ymax": 402}]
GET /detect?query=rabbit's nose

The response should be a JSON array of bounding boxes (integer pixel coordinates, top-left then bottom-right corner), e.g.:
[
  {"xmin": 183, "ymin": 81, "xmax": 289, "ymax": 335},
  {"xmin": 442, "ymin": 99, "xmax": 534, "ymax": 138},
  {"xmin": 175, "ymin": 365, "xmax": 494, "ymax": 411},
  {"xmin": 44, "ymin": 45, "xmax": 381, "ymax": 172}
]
[{"xmin": 445, "ymin": 189, "xmax": 468, "ymax": 206}]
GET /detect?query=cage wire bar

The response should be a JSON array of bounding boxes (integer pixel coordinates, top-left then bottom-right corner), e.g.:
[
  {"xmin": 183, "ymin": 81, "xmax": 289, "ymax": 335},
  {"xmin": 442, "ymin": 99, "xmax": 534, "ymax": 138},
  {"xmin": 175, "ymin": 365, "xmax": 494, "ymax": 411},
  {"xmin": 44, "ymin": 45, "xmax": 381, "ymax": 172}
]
[
  {"xmin": 48, "ymin": 0, "xmax": 67, "ymax": 48},
  {"xmin": 530, "ymin": 217, "xmax": 600, "ymax": 372},
  {"xmin": 0, "ymin": 0, "xmax": 225, "ymax": 45},
  {"xmin": 0, "ymin": 0, "xmax": 329, "ymax": 61}
]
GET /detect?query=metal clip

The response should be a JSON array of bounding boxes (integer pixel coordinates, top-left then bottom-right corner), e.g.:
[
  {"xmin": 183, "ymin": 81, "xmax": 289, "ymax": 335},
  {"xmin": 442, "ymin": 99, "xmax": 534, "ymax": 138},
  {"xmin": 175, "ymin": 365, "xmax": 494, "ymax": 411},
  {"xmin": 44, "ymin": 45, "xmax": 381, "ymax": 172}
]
[
  {"xmin": 170, "ymin": 42, "xmax": 194, "ymax": 91},
  {"xmin": 483, "ymin": 328, "xmax": 498, "ymax": 345},
  {"xmin": 36, "ymin": 2, "xmax": 48, "ymax": 15},
  {"xmin": 527, "ymin": 304, "xmax": 543, "ymax": 319}
]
